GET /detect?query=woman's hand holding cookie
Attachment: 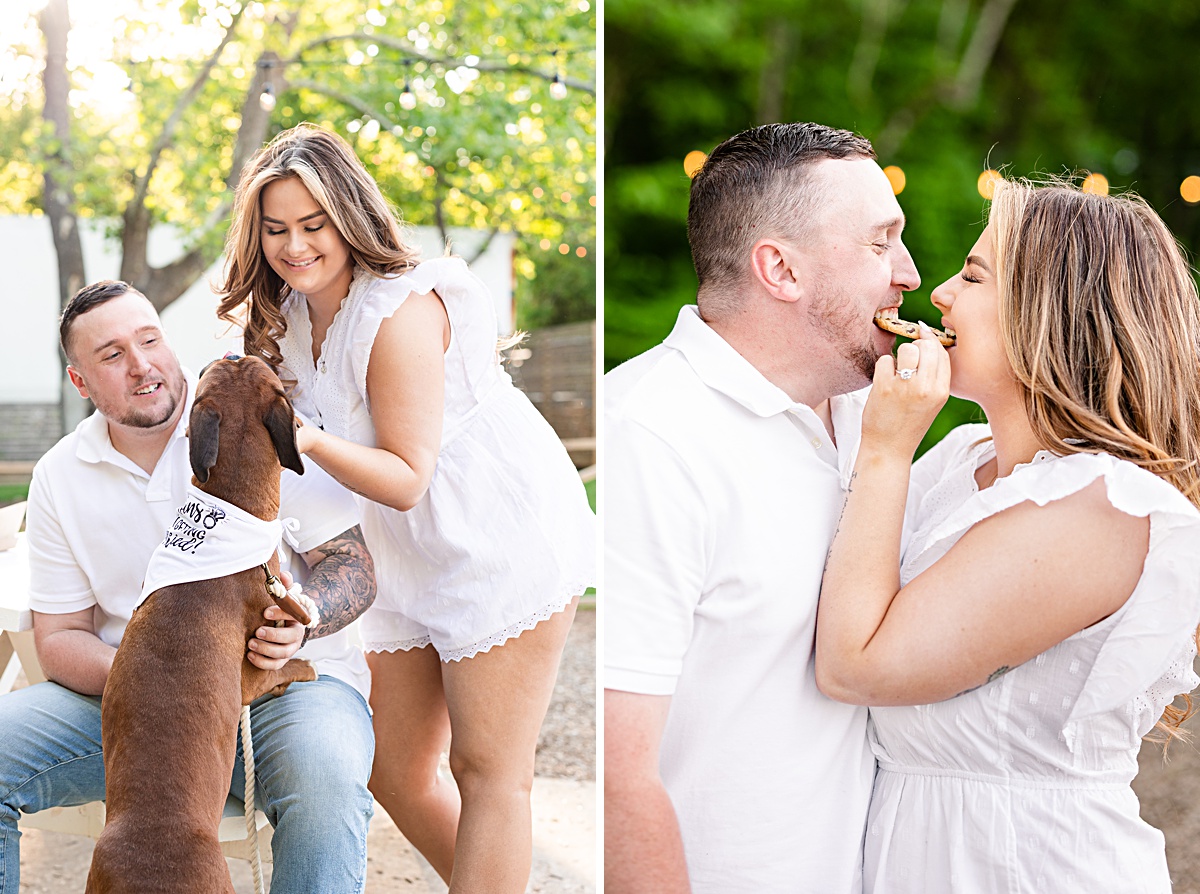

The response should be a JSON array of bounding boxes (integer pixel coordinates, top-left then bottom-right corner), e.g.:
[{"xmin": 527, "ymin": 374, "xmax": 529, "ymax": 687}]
[{"xmin": 862, "ymin": 322, "xmax": 951, "ymax": 459}]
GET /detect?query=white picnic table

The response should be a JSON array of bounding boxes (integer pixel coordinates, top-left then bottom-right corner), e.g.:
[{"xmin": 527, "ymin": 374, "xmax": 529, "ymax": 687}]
[{"xmin": 0, "ymin": 535, "xmax": 43, "ymax": 694}]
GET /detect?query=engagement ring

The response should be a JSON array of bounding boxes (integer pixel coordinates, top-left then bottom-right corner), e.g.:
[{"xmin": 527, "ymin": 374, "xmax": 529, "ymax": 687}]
[{"xmin": 897, "ymin": 368, "xmax": 916, "ymax": 380}]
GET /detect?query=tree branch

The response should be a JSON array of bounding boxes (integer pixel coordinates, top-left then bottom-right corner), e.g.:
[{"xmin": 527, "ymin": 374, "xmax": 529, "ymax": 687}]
[
  {"xmin": 292, "ymin": 32, "xmax": 595, "ymax": 94},
  {"xmin": 847, "ymin": 0, "xmax": 893, "ymax": 106},
  {"xmin": 948, "ymin": 0, "xmax": 1019, "ymax": 109},
  {"xmin": 129, "ymin": 3, "xmax": 246, "ymax": 214},
  {"xmin": 122, "ymin": 3, "xmax": 245, "ymax": 285},
  {"xmin": 141, "ymin": 243, "xmax": 223, "ymax": 312},
  {"xmin": 463, "ymin": 226, "xmax": 499, "ymax": 264},
  {"xmin": 874, "ymin": 0, "xmax": 1017, "ymax": 156},
  {"xmin": 289, "ymin": 77, "xmax": 401, "ymax": 130},
  {"xmin": 432, "ymin": 168, "xmax": 450, "ymax": 249},
  {"xmin": 756, "ymin": 19, "xmax": 795, "ymax": 124}
]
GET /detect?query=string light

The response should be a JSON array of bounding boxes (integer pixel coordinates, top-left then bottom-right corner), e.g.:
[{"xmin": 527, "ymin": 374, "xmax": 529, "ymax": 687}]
[
  {"xmin": 549, "ymin": 49, "xmax": 567, "ymax": 100},
  {"xmin": 683, "ymin": 150, "xmax": 706, "ymax": 178},
  {"xmin": 398, "ymin": 59, "xmax": 417, "ymax": 110},
  {"xmin": 243, "ymin": 44, "xmax": 584, "ymax": 119}
]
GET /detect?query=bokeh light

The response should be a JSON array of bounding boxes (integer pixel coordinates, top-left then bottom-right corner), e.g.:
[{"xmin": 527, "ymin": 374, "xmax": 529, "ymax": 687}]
[
  {"xmin": 683, "ymin": 150, "xmax": 707, "ymax": 178},
  {"xmin": 883, "ymin": 165, "xmax": 906, "ymax": 195},
  {"xmin": 1081, "ymin": 172, "xmax": 1109, "ymax": 195},
  {"xmin": 1181, "ymin": 176, "xmax": 1200, "ymax": 204},
  {"xmin": 977, "ymin": 169, "xmax": 1002, "ymax": 200}
]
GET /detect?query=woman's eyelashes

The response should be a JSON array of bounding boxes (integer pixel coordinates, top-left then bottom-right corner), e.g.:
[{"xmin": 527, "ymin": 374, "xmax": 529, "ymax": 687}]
[{"xmin": 263, "ymin": 224, "xmax": 326, "ymax": 237}]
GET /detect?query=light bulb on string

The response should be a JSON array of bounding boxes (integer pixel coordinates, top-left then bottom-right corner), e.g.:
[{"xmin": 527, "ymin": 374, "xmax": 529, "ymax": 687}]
[
  {"xmin": 548, "ymin": 48, "xmax": 568, "ymax": 100},
  {"xmin": 398, "ymin": 60, "xmax": 416, "ymax": 111},
  {"xmin": 399, "ymin": 81, "xmax": 417, "ymax": 110},
  {"xmin": 259, "ymin": 82, "xmax": 276, "ymax": 112}
]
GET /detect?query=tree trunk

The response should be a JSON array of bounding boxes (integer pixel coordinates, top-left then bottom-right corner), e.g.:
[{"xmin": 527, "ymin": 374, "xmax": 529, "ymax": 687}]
[{"xmin": 39, "ymin": 0, "xmax": 89, "ymax": 435}]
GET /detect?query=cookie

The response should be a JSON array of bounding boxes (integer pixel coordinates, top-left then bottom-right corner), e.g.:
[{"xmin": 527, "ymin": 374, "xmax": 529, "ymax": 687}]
[{"xmin": 873, "ymin": 313, "xmax": 956, "ymax": 347}]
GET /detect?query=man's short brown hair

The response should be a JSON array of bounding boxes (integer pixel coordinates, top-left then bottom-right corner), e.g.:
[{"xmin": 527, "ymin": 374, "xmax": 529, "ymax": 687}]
[
  {"xmin": 687, "ymin": 123, "xmax": 876, "ymax": 308},
  {"xmin": 59, "ymin": 280, "xmax": 144, "ymax": 362}
]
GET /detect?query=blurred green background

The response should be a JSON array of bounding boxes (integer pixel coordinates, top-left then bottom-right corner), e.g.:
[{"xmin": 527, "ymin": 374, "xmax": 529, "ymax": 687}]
[{"xmin": 605, "ymin": 0, "xmax": 1200, "ymax": 450}]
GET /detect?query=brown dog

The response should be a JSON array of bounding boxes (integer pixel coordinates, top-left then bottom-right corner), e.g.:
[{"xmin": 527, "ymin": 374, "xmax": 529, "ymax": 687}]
[{"xmin": 86, "ymin": 356, "xmax": 318, "ymax": 894}]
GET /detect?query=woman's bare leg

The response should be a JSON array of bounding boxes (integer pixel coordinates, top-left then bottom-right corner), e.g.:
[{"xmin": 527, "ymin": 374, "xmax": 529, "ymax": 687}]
[
  {"xmin": 367, "ymin": 645, "xmax": 460, "ymax": 882},
  {"xmin": 441, "ymin": 598, "xmax": 578, "ymax": 893}
]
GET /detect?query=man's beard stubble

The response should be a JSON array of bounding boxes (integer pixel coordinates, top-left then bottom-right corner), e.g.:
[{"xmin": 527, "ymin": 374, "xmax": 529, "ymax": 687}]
[
  {"xmin": 89, "ymin": 376, "xmax": 184, "ymax": 431},
  {"xmin": 806, "ymin": 294, "xmax": 881, "ymax": 387}
]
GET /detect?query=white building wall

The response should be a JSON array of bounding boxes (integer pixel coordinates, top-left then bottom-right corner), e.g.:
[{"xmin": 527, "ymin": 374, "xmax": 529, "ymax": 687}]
[{"xmin": 2, "ymin": 215, "xmax": 515, "ymax": 404}]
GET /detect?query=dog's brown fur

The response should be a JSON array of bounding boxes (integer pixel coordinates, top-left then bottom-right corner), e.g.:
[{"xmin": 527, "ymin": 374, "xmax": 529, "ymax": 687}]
[{"xmin": 86, "ymin": 357, "xmax": 318, "ymax": 894}]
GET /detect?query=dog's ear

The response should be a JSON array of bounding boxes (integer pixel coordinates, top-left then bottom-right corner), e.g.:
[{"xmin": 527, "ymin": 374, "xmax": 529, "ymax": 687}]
[
  {"xmin": 189, "ymin": 401, "xmax": 221, "ymax": 484},
  {"xmin": 265, "ymin": 394, "xmax": 305, "ymax": 476}
]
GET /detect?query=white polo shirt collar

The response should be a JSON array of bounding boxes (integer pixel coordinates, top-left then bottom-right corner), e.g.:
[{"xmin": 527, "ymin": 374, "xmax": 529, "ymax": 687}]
[{"xmin": 663, "ymin": 305, "xmax": 865, "ymax": 481}]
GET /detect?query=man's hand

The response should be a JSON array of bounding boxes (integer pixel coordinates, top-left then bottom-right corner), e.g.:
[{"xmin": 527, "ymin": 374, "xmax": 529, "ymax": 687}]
[{"xmin": 247, "ymin": 569, "xmax": 306, "ymax": 669}]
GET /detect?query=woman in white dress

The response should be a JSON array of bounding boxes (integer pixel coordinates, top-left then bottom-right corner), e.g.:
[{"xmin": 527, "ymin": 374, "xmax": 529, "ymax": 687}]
[
  {"xmin": 216, "ymin": 125, "xmax": 595, "ymax": 892},
  {"xmin": 816, "ymin": 177, "xmax": 1200, "ymax": 892}
]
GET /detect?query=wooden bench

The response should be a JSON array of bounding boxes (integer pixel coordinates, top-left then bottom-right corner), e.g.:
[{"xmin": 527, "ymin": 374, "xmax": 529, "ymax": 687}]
[{"xmin": 0, "ymin": 533, "xmax": 274, "ymax": 862}]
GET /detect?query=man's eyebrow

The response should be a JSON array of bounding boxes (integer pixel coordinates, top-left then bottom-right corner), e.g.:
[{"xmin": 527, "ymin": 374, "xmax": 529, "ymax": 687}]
[
  {"xmin": 872, "ymin": 216, "xmax": 905, "ymax": 234},
  {"xmin": 91, "ymin": 326, "xmax": 161, "ymax": 355},
  {"xmin": 262, "ymin": 210, "xmax": 328, "ymax": 225},
  {"xmin": 966, "ymin": 254, "xmax": 993, "ymax": 273}
]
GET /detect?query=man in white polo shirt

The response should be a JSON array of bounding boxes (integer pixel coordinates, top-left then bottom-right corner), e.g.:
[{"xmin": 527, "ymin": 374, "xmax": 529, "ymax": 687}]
[
  {"xmin": 0, "ymin": 280, "xmax": 377, "ymax": 894},
  {"xmin": 604, "ymin": 123, "xmax": 921, "ymax": 892}
]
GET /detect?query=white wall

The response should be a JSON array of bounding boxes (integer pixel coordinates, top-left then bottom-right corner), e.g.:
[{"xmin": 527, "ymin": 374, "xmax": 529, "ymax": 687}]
[{"xmin": 2, "ymin": 216, "xmax": 515, "ymax": 404}]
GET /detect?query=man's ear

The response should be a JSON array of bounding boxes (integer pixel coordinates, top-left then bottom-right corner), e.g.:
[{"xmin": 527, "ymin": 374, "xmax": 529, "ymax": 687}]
[
  {"xmin": 749, "ymin": 238, "xmax": 804, "ymax": 304},
  {"xmin": 66, "ymin": 366, "xmax": 89, "ymax": 399}
]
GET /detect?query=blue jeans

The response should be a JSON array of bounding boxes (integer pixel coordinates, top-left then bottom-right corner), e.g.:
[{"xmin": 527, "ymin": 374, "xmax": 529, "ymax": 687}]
[{"xmin": 0, "ymin": 675, "xmax": 374, "ymax": 894}]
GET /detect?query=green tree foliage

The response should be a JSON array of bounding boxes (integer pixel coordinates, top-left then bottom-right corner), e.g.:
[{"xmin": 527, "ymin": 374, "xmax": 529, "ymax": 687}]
[
  {"xmin": 0, "ymin": 0, "xmax": 595, "ymax": 326},
  {"xmin": 605, "ymin": 0, "xmax": 1200, "ymax": 451}
]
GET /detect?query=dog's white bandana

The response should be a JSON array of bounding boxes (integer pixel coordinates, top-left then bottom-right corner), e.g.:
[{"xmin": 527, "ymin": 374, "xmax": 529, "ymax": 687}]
[{"xmin": 138, "ymin": 486, "xmax": 294, "ymax": 607}]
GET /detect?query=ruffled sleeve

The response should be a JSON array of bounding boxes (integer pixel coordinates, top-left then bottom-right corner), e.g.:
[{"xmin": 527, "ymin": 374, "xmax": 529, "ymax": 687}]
[
  {"xmin": 347, "ymin": 258, "xmax": 465, "ymax": 406},
  {"xmin": 916, "ymin": 451, "xmax": 1200, "ymax": 729},
  {"xmin": 910, "ymin": 423, "xmax": 992, "ymax": 503}
]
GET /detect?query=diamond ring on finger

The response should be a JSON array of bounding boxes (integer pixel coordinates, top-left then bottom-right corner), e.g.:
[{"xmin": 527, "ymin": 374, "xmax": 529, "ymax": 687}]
[{"xmin": 897, "ymin": 368, "xmax": 916, "ymax": 381}]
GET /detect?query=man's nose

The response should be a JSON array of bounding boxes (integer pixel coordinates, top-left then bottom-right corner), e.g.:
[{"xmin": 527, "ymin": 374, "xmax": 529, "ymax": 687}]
[
  {"xmin": 127, "ymin": 346, "xmax": 153, "ymax": 376},
  {"xmin": 895, "ymin": 245, "xmax": 921, "ymax": 292}
]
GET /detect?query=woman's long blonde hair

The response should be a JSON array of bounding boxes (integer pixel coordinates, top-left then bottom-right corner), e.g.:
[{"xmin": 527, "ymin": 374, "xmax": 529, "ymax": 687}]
[
  {"xmin": 217, "ymin": 124, "xmax": 420, "ymax": 370},
  {"xmin": 989, "ymin": 178, "xmax": 1200, "ymax": 739}
]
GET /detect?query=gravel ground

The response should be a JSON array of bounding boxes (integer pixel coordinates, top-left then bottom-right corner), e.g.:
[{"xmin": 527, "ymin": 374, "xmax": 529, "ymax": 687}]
[
  {"xmin": 1134, "ymin": 706, "xmax": 1200, "ymax": 893},
  {"xmin": 536, "ymin": 605, "xmax": 596, "ymax": 781},
  {"xmin": 13, "ymin": 608, "xmax": 597, "ymax": 893}
]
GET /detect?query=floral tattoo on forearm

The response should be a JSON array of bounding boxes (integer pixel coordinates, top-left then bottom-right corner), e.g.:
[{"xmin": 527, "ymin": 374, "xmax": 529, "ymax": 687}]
[{"xmin": 300, "ymin": 525, "xmax": 377, "ymax": 643}]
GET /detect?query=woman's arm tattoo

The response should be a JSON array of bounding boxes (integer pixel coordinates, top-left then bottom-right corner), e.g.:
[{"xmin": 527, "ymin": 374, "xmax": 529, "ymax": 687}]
[
  {"xmin": 953, "ymin": 665, "xmax": 1012, "ymax": 699},
  {"xmin": 300, "ymin": 525, "xmax": 377, "ymax": 642}
]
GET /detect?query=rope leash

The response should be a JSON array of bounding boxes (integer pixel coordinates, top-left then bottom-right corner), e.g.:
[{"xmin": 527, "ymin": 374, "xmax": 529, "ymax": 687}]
[
  {"xmin": 240, "ymin": 706, "xmax": 267, "ymax": 894},
  {"xmin": 241, "ymin": 569, "xmax": 321, "ymax": 894}
]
